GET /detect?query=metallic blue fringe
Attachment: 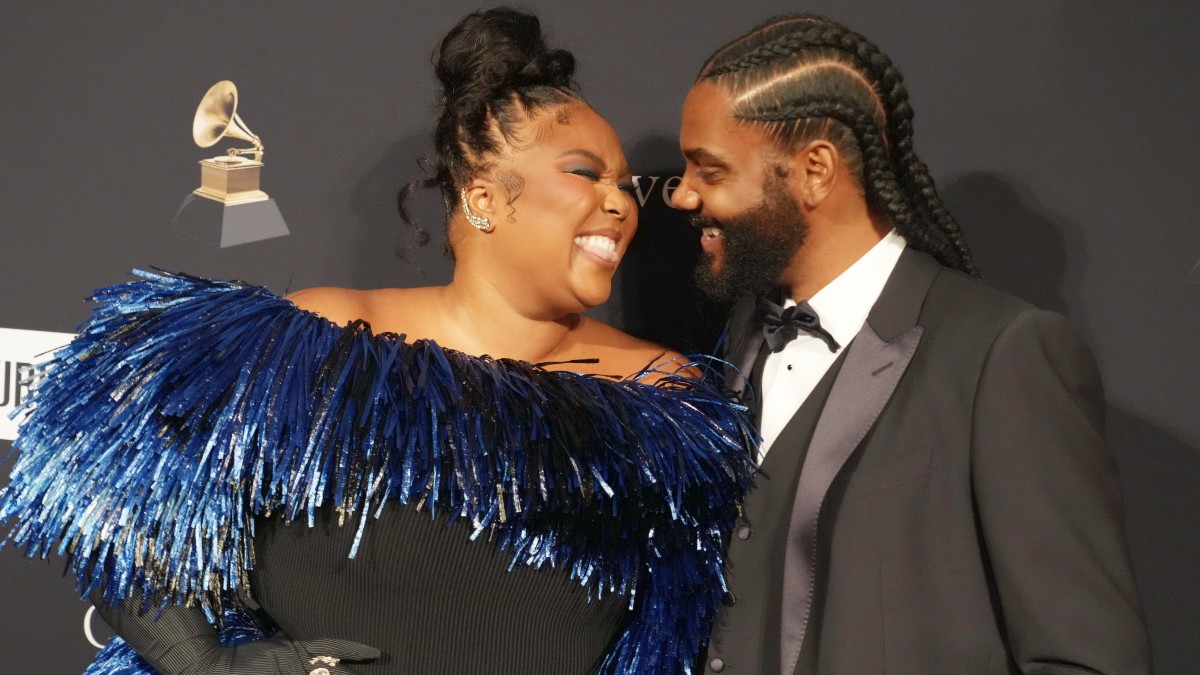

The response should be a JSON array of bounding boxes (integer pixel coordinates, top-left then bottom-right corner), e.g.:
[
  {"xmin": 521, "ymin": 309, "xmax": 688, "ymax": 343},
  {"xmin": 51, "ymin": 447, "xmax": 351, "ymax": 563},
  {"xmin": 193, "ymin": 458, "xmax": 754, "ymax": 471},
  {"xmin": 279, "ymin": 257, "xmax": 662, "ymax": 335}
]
[
  {"xmin": 0, "ymin": 269, "xmax": 756, "ymax": 675},
  {"xmin": 83, "ymin": 640, "xmax": 155, "ymax": 675}
]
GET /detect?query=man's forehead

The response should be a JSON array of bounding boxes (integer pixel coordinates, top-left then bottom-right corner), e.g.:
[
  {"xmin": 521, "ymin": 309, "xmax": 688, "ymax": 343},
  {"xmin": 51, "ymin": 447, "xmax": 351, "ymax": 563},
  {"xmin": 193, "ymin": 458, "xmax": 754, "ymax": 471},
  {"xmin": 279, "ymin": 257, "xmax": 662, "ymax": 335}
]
[
  {"xmin": 681, "ymin": 82, "xmax": 766, "ymax": 160},
  {"xmin": 683, "ymin": 81, "xmax": 735, "ymax": 124}
]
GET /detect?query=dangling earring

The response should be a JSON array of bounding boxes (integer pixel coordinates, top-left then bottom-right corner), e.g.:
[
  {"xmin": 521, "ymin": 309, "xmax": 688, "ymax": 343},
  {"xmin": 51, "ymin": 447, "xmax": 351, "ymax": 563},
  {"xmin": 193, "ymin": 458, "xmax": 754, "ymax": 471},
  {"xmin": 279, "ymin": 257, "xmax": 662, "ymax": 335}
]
[{"xmin": 460, "ymin": 188, "xmax": 493, "ymax": 233}]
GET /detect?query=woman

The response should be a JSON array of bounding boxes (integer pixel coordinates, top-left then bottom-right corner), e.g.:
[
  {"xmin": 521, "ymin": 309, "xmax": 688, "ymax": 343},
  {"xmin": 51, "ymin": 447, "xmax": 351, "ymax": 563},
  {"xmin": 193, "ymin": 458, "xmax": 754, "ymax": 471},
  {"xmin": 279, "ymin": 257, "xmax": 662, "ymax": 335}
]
[{"xmin": 0, "ymin": 8, "xmax": 754, "ymax": 675}]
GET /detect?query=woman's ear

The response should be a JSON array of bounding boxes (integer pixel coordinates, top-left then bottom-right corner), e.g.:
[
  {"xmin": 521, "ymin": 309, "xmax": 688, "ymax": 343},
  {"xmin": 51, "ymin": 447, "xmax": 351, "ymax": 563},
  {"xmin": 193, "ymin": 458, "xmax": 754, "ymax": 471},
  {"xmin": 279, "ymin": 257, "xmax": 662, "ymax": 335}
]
[{"xmin": 462, "ymin": 180, "xmax": 505, "ymax": 221}]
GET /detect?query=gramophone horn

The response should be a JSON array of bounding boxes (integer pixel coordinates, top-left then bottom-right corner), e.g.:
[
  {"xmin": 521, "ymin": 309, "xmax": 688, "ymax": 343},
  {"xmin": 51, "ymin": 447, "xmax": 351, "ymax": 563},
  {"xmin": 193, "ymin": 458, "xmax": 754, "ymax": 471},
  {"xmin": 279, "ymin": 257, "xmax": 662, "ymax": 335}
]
[{"xmin": 192, "ymin": 80, "xmax": 262, "ymax": 157}]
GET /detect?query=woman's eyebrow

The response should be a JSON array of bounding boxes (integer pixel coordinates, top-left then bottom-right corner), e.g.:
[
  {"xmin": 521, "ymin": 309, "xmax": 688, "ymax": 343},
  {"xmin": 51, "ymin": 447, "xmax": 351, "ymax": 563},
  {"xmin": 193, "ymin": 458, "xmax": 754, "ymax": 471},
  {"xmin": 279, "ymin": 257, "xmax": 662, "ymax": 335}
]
[{"xmin": 557, "ymin": 149, "xmax": 631, "ymax": 176}]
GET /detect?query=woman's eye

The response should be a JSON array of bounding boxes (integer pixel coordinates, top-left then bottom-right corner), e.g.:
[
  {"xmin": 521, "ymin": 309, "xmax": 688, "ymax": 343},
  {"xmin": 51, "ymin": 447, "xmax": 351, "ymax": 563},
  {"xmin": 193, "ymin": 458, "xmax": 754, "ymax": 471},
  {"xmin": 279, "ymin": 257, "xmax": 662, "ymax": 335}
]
[
  {"xmin": 618, "ymin": 182, "xmax": 637, "ymax": 195},
  {"xmin": 569, "ymin": 168, "xmax": 601, "ymax": 181}
]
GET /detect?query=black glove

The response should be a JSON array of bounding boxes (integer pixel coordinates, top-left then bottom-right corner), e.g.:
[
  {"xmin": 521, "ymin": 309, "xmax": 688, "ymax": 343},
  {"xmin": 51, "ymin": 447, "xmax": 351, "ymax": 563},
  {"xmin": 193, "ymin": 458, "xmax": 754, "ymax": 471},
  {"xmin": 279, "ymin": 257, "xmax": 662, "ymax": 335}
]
[
  {"xmin": 92, "ymin": 593, "xmax": 380, "ymax": 674},
  {"xmin": 182, "ymin": 631, "xmax": 381, "ymax": 674}
]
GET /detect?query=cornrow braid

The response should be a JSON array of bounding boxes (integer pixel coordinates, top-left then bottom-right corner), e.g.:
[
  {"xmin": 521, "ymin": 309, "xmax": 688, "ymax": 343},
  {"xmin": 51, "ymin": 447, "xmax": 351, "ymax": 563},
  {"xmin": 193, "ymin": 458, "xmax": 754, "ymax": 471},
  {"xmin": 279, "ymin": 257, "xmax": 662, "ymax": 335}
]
[
  {"xmin": 700, "ymin": 14, "xmax": 979, "ymax": 276},
  {"xmin": 743, "ymin": 99, "xmax": 959, "ymax": 268}
]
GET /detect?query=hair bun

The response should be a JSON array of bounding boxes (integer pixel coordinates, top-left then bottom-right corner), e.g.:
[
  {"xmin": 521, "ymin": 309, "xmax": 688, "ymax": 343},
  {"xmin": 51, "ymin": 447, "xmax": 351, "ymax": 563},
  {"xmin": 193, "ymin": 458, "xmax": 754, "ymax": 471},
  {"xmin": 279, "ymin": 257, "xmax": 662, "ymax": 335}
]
[{"xmin": 435, "ymin": 7, "xmax": 576, "ymax": 117}]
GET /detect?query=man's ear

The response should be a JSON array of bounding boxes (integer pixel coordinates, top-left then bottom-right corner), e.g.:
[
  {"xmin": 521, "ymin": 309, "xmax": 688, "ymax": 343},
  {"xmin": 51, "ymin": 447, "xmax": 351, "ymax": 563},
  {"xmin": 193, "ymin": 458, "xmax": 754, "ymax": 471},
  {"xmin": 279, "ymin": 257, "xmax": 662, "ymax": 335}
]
[{"xmin": 789, "ymin": 140, "xmax": 839, "ymax": 209}]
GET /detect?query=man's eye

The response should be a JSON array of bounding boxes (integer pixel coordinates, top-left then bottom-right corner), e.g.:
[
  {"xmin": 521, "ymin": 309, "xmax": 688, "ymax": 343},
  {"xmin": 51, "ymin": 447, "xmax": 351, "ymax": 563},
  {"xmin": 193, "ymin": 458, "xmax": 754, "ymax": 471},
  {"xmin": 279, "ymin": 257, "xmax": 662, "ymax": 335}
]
[{"xmin": 697, "ymin": 170, "xmax": 721, "ymax": 183}]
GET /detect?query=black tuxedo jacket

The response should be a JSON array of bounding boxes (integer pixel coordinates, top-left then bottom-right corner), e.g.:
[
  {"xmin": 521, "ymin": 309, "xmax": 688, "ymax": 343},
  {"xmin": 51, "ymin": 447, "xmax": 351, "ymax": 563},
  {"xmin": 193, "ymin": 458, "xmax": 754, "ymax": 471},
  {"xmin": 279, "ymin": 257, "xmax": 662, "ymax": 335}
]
[{"xmin": 713, "ymin": 249, "xmax": 1151, "ymax": 674}]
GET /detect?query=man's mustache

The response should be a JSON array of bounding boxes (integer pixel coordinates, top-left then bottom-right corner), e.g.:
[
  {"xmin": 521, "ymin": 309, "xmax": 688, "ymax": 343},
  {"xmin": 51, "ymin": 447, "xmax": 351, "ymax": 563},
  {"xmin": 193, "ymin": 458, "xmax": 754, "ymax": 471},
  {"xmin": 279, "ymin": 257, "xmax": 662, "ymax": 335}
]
[{"xmin": 688, "ymin": 213, "xmax": 723, "ymax": 230}]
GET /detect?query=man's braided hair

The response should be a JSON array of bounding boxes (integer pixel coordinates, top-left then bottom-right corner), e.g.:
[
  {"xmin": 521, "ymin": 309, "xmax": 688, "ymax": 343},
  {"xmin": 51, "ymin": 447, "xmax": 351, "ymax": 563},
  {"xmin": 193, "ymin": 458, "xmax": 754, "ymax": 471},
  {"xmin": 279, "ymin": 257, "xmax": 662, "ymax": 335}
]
[{"xmin": 699, "ymin": 14, "xmax": 978, "ymax": 276}]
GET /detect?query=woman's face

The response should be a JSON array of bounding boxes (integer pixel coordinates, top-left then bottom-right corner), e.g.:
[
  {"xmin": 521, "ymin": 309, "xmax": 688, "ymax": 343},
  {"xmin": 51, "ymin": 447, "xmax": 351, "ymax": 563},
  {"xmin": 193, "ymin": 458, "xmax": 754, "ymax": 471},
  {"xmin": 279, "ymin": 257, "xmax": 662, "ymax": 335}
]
[{"xmin": 476, "ymin": 103, "xmax": 638, "ymax": 318}]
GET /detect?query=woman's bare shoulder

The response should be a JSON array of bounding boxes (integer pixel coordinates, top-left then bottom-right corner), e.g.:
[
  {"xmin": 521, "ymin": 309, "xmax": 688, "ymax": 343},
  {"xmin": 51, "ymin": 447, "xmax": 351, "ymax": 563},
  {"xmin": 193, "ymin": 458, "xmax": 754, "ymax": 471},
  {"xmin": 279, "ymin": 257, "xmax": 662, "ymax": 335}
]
[
  {"xmin": 286, "ymin": 286, "xmax": 434, "ymax": 334},
  {"xmin": 285, "ymin": 286, "xmax": 374, "ymax": 328}
]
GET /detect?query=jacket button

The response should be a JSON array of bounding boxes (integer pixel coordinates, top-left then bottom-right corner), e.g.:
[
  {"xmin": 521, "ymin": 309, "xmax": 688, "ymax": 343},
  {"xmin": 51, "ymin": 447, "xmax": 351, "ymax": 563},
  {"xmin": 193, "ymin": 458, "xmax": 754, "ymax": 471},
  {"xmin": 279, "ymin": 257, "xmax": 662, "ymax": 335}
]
[
  {"xmin": 710, "ymin": 656, "xmax": 726, "ymax": 672},
  {"xmin": 735, "ymin": 524, "xmax": 751, "ymax": 540},
  {"xmin": 722, "ymin": 591, "xmax": 736, "ymax": 606}
]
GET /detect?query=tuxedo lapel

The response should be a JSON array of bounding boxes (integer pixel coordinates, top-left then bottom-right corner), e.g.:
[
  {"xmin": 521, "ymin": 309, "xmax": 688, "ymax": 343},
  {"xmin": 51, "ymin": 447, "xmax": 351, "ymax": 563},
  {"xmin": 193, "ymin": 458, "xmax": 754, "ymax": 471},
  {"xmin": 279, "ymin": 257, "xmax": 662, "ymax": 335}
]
[
  {"xmin": 778, "ymin": 322, "xmax": 922, "ymax": 674},
  {"xmin": 778, "ymin": 249, "xmax": 941, "ymax": 675},
  {"xmin": 721, "ymin": 296, "xmax": 766, "ymax": 407}
]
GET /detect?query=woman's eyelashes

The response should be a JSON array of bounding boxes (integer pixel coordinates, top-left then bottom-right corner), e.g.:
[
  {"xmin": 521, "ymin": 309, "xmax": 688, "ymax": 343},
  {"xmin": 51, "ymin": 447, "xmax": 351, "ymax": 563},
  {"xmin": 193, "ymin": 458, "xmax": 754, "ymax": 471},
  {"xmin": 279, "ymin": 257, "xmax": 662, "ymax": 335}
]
[
  {"xmin": 568, "ymin": 167, "xmax": 601, "ymax": 181},
  {"xmin": 567, "ymin": 168, "xmax": 636, "ymax": 195}
]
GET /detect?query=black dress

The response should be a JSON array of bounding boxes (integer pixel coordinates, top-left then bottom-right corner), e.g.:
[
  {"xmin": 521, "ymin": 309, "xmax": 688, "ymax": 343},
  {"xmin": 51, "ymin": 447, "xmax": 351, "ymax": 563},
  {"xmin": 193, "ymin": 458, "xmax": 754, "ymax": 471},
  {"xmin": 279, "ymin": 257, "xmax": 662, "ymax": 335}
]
[
  {"xmin": 252, "ymin": 505, "xmax": 627, "ymax": 674},
  {"xmin": 0, "ymin": 270, "xmax": 756, "ymax": 675}
]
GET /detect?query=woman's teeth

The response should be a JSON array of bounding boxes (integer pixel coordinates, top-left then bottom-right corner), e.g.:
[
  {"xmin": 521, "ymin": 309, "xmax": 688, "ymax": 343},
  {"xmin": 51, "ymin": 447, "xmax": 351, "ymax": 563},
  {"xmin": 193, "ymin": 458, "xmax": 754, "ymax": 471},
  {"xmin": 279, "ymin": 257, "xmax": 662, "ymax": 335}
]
[
  {"xmin": 574, "ymin": 235, "xmax": 620, "ymax": 263},
  {"xmin": 703, "ymin": 227, "xmax": 723, "ymax": 239}
]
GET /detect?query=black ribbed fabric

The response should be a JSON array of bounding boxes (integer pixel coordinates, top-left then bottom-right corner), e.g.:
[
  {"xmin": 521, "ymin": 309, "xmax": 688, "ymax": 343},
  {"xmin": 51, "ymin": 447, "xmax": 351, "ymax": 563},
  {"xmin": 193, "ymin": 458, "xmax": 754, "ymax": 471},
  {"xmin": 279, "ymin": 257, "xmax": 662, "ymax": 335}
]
[{"xmin": 250, "ymin": 503, "xmax": 628, "ymax": 675}]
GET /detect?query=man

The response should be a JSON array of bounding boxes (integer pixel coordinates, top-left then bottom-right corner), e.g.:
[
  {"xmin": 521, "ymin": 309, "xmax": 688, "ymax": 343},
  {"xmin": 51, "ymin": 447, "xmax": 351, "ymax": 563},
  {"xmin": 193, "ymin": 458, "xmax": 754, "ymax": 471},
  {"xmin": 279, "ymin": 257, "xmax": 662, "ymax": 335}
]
[{"xmin": 671, "ymin": 14, "xmax": 1152, "ymax": 674}]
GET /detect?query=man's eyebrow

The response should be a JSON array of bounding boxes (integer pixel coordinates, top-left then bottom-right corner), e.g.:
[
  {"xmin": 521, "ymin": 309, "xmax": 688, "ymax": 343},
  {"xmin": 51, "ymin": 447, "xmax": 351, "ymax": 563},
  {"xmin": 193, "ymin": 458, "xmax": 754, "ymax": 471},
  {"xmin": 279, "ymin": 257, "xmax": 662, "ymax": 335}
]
[
  {"xmin": 683, "ymin": 148, "xmax": 729, "ymax": 167},
  {"xmin": 557, "ymin": 149, "xmax": 632, "ymax": 177}
]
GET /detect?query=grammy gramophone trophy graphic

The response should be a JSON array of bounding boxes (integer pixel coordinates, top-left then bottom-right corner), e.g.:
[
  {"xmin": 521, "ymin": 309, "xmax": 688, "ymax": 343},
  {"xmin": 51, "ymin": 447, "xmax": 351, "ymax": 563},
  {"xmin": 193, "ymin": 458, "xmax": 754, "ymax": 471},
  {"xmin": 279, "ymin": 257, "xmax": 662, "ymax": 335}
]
[{"xmin": 172, "ymin": 80, "xmax": 289, "ymax": 247}]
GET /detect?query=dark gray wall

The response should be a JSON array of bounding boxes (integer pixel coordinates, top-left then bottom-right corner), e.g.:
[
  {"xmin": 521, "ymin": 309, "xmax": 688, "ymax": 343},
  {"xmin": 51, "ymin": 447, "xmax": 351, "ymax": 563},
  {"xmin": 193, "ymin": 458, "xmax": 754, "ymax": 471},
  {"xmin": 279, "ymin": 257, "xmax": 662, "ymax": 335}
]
[{"xmin": 1, "ymin": 2, "xmax": 1196, "ymax": 672}]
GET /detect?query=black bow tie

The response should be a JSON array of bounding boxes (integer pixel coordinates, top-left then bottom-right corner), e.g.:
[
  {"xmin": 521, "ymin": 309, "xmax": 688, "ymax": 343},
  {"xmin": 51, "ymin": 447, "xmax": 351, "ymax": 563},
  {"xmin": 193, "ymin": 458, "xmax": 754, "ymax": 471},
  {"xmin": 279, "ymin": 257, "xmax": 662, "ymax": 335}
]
[{"xmin": 758, "ymin": 297, "xmax": 841, "ymax": 354}]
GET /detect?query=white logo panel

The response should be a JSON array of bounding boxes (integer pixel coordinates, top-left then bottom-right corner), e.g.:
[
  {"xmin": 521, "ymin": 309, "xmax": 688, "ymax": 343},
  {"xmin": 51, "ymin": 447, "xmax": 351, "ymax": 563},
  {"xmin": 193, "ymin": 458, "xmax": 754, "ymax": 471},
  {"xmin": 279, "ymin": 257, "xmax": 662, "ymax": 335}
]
[{"xmin": 0, "ymin": 327, "xmax": 76, "ymax": 441}]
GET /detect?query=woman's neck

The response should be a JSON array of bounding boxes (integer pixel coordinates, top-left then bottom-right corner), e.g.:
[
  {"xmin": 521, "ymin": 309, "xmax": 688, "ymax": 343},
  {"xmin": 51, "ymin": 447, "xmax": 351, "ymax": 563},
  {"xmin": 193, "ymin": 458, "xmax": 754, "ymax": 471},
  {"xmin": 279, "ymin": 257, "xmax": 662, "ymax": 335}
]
[{"xmin": 434, "ymin": 267, "xmax": 580, "ymax": 363}]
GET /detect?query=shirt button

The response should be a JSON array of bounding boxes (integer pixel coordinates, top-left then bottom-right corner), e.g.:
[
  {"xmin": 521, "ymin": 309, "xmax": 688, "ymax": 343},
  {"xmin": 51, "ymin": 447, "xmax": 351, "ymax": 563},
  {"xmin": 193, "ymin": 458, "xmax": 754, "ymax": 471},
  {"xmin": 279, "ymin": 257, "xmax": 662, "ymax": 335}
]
[
  {"xmin": 710, "ymin": 656, "xmax": 726, "ymax": 672},
  {"xmin": 722, "ymin": 590, "xmax": 737, "ymax": 606},
  {"xmin": 309, "ymin": 669, "xmax": 330, "ymax": 675},
  {"xmin": 735, "ymin": 524, "xmax": 751, "ymax": 540}
]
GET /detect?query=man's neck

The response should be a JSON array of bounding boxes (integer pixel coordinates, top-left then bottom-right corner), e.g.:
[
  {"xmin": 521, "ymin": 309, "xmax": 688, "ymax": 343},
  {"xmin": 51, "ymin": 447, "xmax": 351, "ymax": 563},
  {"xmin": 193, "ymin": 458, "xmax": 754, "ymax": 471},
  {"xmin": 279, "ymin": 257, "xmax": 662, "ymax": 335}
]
[{"xmin": 780, "ymin": 214, "xmax": 892, "ymax": 301}]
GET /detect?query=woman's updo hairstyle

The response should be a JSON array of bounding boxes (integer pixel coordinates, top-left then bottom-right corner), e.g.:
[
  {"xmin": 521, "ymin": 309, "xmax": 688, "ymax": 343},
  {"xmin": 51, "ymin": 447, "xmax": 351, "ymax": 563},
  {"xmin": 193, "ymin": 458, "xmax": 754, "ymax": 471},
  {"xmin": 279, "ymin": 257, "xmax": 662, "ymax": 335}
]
[{"xmin": 399, "ymin": 7, "xmax": 583, "ymax": 245}]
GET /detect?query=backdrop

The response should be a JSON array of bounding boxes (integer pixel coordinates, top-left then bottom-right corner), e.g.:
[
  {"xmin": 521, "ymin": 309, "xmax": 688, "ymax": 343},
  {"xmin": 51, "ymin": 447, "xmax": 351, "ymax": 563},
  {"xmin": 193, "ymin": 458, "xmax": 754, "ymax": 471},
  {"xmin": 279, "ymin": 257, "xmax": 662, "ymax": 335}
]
[{"xmin": 1, "ymin": 1, "xmax": 1196, "ymax": 672}]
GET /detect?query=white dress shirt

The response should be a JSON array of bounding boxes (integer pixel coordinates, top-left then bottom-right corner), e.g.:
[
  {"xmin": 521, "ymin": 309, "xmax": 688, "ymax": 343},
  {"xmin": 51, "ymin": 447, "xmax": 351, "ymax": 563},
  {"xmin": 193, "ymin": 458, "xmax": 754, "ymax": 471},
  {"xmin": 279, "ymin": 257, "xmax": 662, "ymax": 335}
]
[{"xmin": 757, "ymin": 230, "xmax": 907, "ymax": 460}]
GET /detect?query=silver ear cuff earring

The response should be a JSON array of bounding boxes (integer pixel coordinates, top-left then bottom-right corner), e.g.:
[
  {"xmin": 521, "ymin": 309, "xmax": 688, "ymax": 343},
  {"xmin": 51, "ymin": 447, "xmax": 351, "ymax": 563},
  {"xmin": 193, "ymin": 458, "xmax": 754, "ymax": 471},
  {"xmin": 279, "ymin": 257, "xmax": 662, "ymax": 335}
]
[{"xmin": 460, "ymin": 188, "xmax": 493, "ymax": 232}]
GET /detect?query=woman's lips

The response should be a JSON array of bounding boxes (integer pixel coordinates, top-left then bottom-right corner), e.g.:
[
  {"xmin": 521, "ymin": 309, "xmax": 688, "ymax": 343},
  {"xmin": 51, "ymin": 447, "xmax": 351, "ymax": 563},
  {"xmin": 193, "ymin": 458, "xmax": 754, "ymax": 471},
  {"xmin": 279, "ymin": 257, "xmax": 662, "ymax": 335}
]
[{"xmin": 700, "ymin": 226, "xmax": 724, "ymax": 253}]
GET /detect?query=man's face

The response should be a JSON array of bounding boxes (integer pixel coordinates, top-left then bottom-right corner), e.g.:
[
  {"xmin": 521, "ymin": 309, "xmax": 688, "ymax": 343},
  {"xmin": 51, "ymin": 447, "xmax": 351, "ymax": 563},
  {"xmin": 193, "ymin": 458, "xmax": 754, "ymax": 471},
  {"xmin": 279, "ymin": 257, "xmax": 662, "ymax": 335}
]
[{"xmin": 673, "ymin": 82, "xmax": 808, "ymax": 301}]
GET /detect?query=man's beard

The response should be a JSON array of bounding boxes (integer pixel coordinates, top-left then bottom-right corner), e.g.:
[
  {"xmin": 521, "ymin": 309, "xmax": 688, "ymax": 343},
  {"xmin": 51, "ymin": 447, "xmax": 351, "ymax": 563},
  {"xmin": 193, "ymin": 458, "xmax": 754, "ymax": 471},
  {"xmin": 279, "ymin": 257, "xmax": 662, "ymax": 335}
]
[{"xmin": 693, "ymin": 178, "xmax": 808, "ymax": 302}]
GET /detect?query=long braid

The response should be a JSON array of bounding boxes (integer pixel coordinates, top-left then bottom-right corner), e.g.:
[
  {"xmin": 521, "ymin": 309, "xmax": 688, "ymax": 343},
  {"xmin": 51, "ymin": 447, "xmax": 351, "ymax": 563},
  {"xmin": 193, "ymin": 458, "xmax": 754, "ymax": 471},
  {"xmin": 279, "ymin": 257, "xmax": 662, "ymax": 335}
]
[
  {"xmin": 700, "ymin": 14, "xmax": 979, "ymax": 276},
  {"xmin": 871, "ymin": 56, "xmax": 980, "ymax": 276},
  {"xmin": 832, "ymin": 28, "xmax": 981, "ymax": 276}
]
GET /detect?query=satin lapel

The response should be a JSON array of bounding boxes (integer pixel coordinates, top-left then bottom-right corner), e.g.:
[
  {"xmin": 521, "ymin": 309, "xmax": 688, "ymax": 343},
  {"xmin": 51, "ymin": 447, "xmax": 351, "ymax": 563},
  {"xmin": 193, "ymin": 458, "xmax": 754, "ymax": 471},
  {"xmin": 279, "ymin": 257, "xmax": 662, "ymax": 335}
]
[
  {"xmin": 778, "ymin": 248, "xmax": 940, "ymax": 675},
  {"xmin": 721, "ymin": 296, "xmax": 766, "ymax": 407},
  {"xmin": 778, "ymin": 322, "xmax": 922, "ymax": 674}
]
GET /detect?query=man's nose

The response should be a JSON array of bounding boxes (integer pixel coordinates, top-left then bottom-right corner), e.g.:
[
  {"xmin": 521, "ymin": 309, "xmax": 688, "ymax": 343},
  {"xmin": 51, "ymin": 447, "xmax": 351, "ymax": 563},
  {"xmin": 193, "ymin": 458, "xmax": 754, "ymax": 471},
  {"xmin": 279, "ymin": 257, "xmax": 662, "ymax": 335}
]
[{"xmin": 669, "ymin": 175, "xmax": 700, "ymax": 211}]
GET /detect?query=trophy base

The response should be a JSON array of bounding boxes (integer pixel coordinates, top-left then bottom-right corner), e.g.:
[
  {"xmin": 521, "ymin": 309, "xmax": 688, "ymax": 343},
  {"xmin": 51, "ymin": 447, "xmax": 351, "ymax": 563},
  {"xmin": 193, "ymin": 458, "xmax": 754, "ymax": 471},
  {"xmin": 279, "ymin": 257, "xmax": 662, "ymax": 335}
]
[
  {"xmin": 195, "ymin": 156, "xmax": 268, "ymax": 205},
  {"xmin": 173, "ymin": 193, "xmax": 289, "ymax": 248},
  {"xmin": 193, "ymin": 187, "xmax": 269, "ymax": 205}
]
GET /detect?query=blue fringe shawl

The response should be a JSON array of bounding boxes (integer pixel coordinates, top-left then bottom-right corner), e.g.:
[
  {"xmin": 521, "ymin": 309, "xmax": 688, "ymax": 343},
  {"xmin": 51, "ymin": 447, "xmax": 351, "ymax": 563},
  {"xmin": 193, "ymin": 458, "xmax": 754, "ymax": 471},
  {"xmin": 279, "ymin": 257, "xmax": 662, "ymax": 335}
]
[{"xmin": 0, "ymin": 269, "xmax": 756, "ymax": 674}]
